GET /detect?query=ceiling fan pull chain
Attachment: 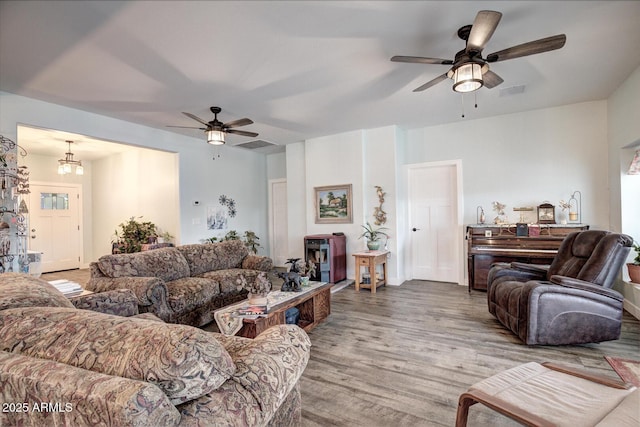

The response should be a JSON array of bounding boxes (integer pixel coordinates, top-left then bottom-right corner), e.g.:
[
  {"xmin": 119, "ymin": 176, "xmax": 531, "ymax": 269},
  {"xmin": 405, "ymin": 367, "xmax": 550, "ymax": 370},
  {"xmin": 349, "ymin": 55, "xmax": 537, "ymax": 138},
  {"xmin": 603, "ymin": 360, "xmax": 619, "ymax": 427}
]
[
  {"xmin": 461, "ymin": 94, "xmax": 465, "ymax": 118},
  {"xmin": 475, "ymin": 91, "xmax": 478, "ymax": 109}
]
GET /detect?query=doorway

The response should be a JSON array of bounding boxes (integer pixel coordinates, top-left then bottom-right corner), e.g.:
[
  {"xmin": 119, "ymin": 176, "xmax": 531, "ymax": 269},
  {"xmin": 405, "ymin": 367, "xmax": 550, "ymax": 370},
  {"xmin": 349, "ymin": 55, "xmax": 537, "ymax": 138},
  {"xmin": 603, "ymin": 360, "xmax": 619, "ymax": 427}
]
[
  {"xmin": 28, "ymin": 182, "xmax": 82, "ymax": 273},
  {"xmin": 268, "ymin": 179, "xmax": 289, "ymax": 267},
  {"xmin": 407, "ymin": 160, "xmax": 462, "ymax": 284}
]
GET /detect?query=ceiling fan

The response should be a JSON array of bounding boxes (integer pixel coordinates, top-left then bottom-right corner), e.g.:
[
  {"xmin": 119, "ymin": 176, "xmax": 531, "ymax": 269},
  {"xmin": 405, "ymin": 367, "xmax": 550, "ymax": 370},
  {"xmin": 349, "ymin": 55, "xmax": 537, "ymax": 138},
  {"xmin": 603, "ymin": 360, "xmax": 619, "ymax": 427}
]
[
  {"xmin": 167, "ymin": 106, "xmax": 258, "ymax": 145},
  {"xmin": 391, "ymin": 10, "xmax": 566, "ymax": 93}
]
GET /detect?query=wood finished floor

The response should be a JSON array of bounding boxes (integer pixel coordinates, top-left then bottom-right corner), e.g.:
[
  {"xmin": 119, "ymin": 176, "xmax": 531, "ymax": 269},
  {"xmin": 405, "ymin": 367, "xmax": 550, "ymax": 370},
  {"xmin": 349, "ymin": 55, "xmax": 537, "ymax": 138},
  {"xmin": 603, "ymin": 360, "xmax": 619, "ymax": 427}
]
[
  {"xmin": 41, "ymin": 270, "xmax": 640, "ymax": 426},
  {"xmin": 300, "ymin": 280, "xmax": 640, "ymax": 427}
]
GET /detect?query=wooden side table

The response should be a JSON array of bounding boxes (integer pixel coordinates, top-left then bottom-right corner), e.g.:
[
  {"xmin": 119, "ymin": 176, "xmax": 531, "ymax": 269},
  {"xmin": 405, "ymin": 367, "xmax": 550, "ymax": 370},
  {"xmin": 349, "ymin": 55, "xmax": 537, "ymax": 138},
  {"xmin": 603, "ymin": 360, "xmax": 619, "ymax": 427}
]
[{"xmin": 352, "ymin": 250, "xmax": 389, "ymax": 293}]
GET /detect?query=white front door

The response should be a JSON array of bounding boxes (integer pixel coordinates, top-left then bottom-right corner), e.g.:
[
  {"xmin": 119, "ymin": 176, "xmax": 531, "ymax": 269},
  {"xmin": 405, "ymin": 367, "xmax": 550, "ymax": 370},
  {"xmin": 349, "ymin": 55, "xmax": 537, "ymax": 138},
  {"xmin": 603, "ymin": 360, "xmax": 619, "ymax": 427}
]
[
  {"xmin": 268, "ymin": 179, "xmax": 289, "ymax": 267},
  {"xmin": 29, "ymin": 183, "xmax": 81, "ymax": 272},
  {"xmin": 408, "ymin": 162, "xmax": 460, "ymax": 283}
]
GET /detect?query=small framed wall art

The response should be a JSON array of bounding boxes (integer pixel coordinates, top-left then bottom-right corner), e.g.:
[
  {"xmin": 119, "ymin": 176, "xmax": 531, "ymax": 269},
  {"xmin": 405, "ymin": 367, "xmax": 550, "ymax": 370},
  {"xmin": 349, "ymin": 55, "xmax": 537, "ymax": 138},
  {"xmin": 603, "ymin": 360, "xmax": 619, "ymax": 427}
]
[{"xmin": 314, "ymin": 184, "xmax": 353, "ymax": 224}]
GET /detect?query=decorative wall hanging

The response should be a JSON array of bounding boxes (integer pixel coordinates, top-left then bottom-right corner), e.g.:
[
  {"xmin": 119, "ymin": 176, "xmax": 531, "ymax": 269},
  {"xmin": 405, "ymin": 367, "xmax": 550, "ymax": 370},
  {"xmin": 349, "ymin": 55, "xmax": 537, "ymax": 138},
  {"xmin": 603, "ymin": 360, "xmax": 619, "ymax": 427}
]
[
  {"xmin": 207, "ymin": 195, "xmax": 237, "ymax": 230},
  {"xmin": 314, "ymin": 184, "xmax": 353, "ymax": 224},
  {"xmin": 373, "ymin": 186, "xmax": 387, "ymax": 225}
]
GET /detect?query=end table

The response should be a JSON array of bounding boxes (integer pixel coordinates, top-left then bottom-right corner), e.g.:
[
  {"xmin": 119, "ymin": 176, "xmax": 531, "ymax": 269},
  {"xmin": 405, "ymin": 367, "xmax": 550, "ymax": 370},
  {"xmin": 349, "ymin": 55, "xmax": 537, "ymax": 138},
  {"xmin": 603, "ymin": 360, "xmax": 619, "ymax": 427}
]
[{"xmin": 352, "ymin": 250, "xmax": 389, "ymax": 293}]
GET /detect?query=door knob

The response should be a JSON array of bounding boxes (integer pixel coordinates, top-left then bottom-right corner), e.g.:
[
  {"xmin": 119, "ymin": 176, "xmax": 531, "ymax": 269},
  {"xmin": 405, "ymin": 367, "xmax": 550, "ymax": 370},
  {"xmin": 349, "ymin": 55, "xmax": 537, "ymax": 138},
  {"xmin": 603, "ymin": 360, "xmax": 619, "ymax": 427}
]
[{"xmin": 412, "ymin": 227, "xmax": 420, "ymax": 232}]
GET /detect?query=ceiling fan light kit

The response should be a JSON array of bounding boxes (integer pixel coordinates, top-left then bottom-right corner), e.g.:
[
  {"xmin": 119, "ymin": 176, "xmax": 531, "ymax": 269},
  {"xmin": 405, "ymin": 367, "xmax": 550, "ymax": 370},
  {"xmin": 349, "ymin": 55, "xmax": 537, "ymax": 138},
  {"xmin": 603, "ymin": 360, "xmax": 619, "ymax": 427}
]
[
  {"xmin": 450, "ymin": 62, "xmax": 483, "ymax": 93},
  {"xmin": 167, "ymin": 106, "xmax": 258, "ymax": 147},
  {"xmin": 57, "ymin": 140, "xmax": 83, "ymax": 175},
  {"xmin": 206, "ymin": 129, "xmax": 225, "ymax": 145}
]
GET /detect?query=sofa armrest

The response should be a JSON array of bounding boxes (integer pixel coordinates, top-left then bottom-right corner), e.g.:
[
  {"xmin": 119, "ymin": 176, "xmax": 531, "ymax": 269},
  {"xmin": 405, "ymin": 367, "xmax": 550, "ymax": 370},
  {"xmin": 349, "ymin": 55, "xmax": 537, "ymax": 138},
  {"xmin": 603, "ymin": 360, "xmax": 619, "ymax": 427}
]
[
  {"xmin": 70, "ymin": 289, "xmax": 139, "ymax": 317},
  {"xmin": 0, "ymin": 351, "xmax": 180, "ymax": 427},
  {"xmin": 549, "ymin": 275, "xmax": 624, "ymax": 302},
  {"xmin": 221, "ymin": 325, "xmax": 310, "ymax": 419},
  {"xmin": 85, "ymin": 276, "xmax": 173, "ymax": 321},
  {"xmin": 242, "ymin": 254, "xmax": 274, "ymax": 271}
]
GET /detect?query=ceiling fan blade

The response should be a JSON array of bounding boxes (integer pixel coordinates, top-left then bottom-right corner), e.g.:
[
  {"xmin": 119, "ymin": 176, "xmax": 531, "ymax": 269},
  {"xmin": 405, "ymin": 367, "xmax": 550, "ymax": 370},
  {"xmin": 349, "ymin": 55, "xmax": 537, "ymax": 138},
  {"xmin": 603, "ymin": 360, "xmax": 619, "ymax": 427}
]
[
  {"xmin": 182, "ymin": 112, "xmax": 210, "ymax": 126},
  {"xmin": 483, "ymin": 70, "xmax": 504, "ymax": 88},
  {"xmin": 226, "ymin": 129, "xmax": 259, "ymax": 138},
  {"xmin": 391, "ymin": 55, "xmax": 453, "ymax": 65},
  {"xmin": 166, "ymin": 125, "xmax": 206, "ymax": 130},
  {"xmin": 413, "ymin": 73, "xmax": 449, "ymax": 92},
  {"xmin": 224, "ymin": 118, "xmax": 253, "ymax": 128},
  {"xmin": 466, "ymin": 10, "xmax": 502, "ymax": 54},
  {"xmin": 486, "ymin": 34, "xmax": 567, "ymax": 63}
]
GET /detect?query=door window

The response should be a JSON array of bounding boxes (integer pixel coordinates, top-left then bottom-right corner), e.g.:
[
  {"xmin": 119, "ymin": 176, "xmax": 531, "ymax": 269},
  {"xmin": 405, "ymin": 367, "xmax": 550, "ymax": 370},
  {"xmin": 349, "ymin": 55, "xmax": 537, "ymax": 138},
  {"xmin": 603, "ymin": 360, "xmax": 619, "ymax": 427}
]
[{"xmin": 40, "ymin": 193, "xmax": 69, "ymax": 210}]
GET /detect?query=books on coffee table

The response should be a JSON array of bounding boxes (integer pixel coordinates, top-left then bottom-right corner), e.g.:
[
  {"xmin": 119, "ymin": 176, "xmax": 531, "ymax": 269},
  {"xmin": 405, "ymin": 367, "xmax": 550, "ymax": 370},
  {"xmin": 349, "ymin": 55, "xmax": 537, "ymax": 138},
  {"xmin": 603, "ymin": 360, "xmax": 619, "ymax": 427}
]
[
  {"xmin": 235, "ymin": 304, "xmax": 268, "ymax": 317},
  {"xmin": 48, "ymin": 279, "xmax": 84, "ymax": 297}
]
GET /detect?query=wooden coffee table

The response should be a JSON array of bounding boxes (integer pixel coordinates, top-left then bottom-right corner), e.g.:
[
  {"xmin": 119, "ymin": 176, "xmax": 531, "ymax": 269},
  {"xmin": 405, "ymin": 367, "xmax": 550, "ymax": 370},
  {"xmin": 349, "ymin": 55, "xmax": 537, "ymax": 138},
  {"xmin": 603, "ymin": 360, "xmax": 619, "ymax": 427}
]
[{"xmin": 219, "ymin": 281, "xmax": 333, "ymax": 339}]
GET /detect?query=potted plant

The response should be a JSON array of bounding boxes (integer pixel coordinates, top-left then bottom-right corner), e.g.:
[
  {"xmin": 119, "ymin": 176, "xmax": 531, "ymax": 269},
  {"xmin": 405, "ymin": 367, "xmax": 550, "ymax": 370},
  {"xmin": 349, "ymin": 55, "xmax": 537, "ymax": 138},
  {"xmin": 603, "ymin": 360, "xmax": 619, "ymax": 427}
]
[
  {"xmin": 359, "ymin": 222, "xmax": 390, "ymax": 250},
  {"xmin": 627, "ymin": 242, "xmax": 640, "ymax": 283},
  {"xmin": 243, "ymin": 230, "xmax": 262, "ymax": 254},
  {"xmin": 237, "ymin": 272, "xmax": 272, "ymax": 306},
  {"xmin": 112, "ymin": 216, "xmax": 158, "ymax": 253}
]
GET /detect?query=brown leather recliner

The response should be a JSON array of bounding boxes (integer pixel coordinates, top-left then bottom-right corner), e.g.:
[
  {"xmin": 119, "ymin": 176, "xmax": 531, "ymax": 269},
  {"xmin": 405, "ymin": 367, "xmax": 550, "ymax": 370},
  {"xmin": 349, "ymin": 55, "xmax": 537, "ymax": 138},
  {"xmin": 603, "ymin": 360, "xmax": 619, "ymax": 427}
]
[{"xmin": 486, "ymin": 230, "xmax": 633, "ymax": 345}]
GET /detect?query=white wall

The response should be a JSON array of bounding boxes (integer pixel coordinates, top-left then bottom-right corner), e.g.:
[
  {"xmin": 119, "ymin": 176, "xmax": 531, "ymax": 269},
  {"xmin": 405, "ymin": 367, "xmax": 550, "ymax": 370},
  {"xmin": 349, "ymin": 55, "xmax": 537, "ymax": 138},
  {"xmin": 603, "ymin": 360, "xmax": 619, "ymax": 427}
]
[
  {"xmin": 92, "ymin": 149, "xmax": 179, "ymax": 258},
  {"xmin": 1, "ymin": 92, "xmax": 271, "ymax": 261},
  {"xmin": 277, "ymin": 102, "xmax": 613, "ymax": 286},
  {"xmin": 607, "ymin": 65, "xmax": 640, "ymax": 316},
  {"xmin": 405, "ymin": 101, "xmax": 610, "ymax": 229}
]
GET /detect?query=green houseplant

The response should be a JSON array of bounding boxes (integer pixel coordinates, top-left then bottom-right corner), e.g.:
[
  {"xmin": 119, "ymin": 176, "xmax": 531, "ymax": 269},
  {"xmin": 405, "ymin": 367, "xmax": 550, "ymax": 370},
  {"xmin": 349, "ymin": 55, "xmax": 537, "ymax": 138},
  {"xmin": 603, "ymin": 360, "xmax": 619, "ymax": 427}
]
[
  {"xmin": 112, "ymin": 216, "xmax": 158, "ymax": 253},
  {"xmin": 359, "ymin": 222, "xmax": 389, "ymax": 251},
  {"xmin": 627, "ymin": 241, "xmax": 640, "ymax": 283}
]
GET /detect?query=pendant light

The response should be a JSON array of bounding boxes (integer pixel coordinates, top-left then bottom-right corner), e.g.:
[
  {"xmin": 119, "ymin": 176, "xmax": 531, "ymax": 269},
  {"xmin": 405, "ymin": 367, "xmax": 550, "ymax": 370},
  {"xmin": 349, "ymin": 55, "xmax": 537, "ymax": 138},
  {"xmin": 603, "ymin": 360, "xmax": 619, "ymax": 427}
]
[{"xmin": 57, "ymin": 140, "xmax": 83, "ymax": 175}]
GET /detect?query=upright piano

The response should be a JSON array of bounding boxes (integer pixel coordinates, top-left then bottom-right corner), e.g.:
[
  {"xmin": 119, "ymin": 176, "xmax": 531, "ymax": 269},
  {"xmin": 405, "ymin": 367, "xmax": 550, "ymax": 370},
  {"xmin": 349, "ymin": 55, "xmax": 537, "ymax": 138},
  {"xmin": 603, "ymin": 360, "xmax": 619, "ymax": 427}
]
[{"xmin": 466, "ymin": 224, "xmax": 589, "ymax": 292}]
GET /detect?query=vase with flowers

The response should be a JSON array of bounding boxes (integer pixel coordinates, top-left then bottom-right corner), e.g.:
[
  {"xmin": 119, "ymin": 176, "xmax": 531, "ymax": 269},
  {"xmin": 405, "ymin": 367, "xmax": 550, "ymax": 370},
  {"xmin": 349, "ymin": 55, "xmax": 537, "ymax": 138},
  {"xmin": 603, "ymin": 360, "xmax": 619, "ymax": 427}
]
[
  {"xmin": 237, "ymin": 272, "xmax": 272, "ymax": 306},
  {"xmin": 558, "ymin": 200, "xmax": 571, "ymax": 225}
]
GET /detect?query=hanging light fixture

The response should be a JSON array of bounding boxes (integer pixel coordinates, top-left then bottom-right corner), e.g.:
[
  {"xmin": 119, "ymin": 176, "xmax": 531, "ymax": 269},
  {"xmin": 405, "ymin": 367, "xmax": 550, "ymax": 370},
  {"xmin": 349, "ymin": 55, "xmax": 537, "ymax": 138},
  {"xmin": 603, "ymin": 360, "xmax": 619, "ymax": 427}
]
[
  {"xmin": 57, "ymin": 140, "xmax": 83, "ymax": 175},
  {"xmin": 206, "ymin": 129, "xmax": 225, "ymax": 145},
  {"xmin": 451, "ymin": 62, "xmax": 483, "ymax": 93}
]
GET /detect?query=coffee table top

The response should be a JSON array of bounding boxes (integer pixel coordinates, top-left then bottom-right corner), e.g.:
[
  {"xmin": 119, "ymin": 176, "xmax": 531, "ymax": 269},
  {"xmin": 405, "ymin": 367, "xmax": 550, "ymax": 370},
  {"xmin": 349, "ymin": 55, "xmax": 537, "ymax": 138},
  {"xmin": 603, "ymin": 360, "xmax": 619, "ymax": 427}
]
[{"xmin": 214, "ymin": 281, "xmax": 332, "ymax": 335}]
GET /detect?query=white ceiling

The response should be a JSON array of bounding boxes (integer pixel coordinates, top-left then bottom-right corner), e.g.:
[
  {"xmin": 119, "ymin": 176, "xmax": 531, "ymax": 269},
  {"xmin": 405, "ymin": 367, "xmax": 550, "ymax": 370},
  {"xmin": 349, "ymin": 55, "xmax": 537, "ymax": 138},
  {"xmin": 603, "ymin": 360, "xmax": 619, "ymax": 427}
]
[{"xmin": 2, "ymin": 1, "xmax": 640, "ymax": 157}]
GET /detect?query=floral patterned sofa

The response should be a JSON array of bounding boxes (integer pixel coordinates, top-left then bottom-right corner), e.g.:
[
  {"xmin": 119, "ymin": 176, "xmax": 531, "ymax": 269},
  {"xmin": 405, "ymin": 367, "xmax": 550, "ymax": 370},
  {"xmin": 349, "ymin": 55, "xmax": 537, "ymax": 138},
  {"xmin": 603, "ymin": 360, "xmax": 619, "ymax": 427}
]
[
  {"xmin": 87, "ymin": 240, "xmax": 273, "ymax": 327},
  {"xmin": 0, "ymin": 273, "xmax": 311, "ymax": 427}
]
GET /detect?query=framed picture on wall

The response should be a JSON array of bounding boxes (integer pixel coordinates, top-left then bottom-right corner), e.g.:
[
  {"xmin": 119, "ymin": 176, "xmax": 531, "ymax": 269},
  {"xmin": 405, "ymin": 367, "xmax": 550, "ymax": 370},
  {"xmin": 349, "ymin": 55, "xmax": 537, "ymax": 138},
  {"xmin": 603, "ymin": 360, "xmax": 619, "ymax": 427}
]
[{"xmin": 314, "ymin": 184, "xmax": 353, "ymax": 224}]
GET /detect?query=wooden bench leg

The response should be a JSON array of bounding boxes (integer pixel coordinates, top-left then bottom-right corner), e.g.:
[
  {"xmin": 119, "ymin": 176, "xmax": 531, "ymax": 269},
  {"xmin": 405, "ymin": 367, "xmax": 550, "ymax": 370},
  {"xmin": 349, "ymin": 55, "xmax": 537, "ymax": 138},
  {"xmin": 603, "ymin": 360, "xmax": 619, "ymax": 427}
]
[{"xmin": 455, "ymin": 393, "xmax": 478, "ymax": 427}]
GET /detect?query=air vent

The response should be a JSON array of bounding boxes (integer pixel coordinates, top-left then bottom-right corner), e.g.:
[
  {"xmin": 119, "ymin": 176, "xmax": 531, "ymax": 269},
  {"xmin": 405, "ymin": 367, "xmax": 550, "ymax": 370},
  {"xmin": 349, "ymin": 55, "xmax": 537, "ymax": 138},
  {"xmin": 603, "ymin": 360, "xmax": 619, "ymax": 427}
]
[
  {"xmin": 234, "ymin": 139, "xmax": 277, "ymax": 150},
  {"xmin": 499, "ymin": 85, "xmax": 526, "ymax": 97}
]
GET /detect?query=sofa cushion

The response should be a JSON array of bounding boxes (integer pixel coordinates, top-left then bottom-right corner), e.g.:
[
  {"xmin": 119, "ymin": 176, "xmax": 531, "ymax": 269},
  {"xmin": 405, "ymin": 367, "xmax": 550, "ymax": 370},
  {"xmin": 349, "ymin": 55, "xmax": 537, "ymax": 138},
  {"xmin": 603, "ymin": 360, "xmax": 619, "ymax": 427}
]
[
  {"xmin": 0, "ymin": 307, "xmax": 236, "ymax": 405},
  {"xmin": 198, "ymin": 268, "xmax": 264, "ymax": 294},
  {"xmin": 165, "ymin": 277, "xmax": 221, "ymax": 313},
  {"xmin": 177, "ymin": 240, "xmax": 248, "ymax": 276},
  {"xmin": 0, "ymin": 273, "xmax": 74, "ymax": 310},
  {"xmin": 97, "ymin": 247, "xmax": 190, "ymax": 282}
]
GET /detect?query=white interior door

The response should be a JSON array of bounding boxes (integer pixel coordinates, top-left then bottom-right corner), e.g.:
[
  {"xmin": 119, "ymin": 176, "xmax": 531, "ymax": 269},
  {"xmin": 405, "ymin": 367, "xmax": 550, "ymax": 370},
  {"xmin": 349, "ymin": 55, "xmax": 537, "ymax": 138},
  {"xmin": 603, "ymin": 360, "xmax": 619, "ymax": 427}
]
[
  {"xmin": 268, "ymin": 179, "xmax": 289, "ymax": 267},
  {"xmin": 29, "ymin": 183, "xmax": 81, "ymax": 272},
  {"xmin": 408, "ymin": 163, "xmax": 459, "ymax": 283}
]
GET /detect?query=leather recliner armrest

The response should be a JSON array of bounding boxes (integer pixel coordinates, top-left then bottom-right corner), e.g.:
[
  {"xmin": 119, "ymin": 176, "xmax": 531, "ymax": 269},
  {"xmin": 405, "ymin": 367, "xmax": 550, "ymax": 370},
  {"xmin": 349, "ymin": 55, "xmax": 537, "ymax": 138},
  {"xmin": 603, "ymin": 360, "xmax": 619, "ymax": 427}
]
[
  {"xmin": 510, "ymin": 262, "xmax": 549, "ymax": 276},
  {"xmin": 549, "ymin": 275, "xmax": 624, "ymax": 302}
]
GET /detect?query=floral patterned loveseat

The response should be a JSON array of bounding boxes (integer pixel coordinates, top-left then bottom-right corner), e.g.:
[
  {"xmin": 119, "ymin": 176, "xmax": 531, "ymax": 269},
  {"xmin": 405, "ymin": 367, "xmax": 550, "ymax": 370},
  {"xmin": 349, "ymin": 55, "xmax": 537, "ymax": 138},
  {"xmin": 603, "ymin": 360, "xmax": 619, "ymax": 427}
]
[
  {"xmin": 87, "ymin": 240, "xmax": 273, "ymax": 327},
  {"xmin": 0, "ymin": 273, "xmax": 311, "ymax": 427}
]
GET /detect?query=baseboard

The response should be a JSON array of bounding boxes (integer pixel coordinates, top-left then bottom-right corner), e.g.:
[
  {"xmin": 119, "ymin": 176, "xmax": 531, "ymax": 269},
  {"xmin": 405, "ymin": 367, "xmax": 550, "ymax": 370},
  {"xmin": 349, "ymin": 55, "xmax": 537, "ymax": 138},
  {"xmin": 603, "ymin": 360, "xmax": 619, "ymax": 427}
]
[{"xmin": 624, "ymin": 298, "xmax": 640, "ymax": 320}]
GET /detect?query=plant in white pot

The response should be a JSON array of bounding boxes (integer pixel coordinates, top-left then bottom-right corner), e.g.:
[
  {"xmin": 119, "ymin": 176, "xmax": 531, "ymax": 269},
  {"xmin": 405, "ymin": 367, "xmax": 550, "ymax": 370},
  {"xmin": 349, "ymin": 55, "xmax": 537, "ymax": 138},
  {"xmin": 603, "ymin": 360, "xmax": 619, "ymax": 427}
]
[
  {"xmin": 627, "ymin": 242, "xmax": 640, "ymax": 283},
  {"xmin": 359, "ymin": 222, "xmax": 389, "ymax": 251}
]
